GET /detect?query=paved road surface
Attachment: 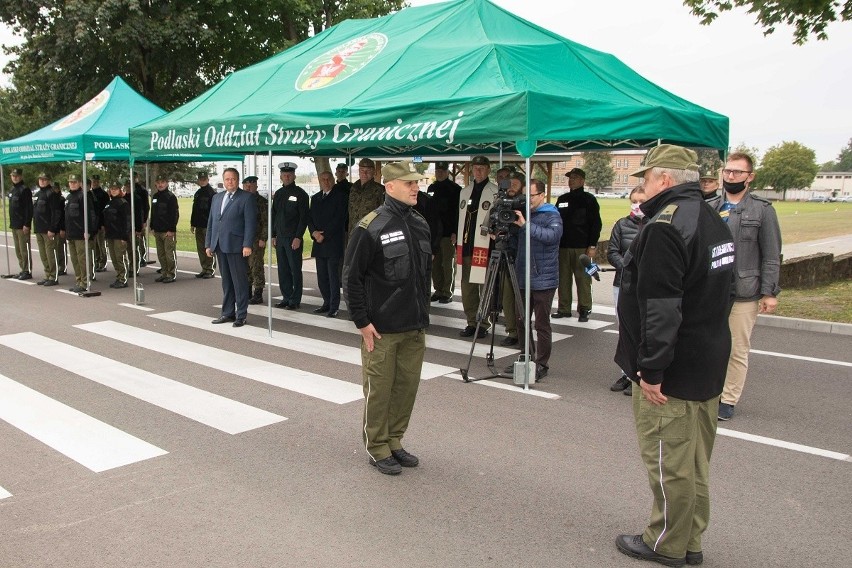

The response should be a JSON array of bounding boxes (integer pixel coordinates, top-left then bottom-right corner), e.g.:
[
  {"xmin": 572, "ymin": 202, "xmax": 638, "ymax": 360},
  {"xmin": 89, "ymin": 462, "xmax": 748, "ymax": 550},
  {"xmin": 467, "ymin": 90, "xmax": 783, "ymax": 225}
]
[{"xmin": 0, "ymin": 252, "xmax": 849, "ymax": 567}]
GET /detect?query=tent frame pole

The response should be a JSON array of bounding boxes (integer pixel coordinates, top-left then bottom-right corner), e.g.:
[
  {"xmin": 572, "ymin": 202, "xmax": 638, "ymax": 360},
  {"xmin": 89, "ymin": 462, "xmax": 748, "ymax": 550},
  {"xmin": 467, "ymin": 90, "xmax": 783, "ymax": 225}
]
[
  {"xmin": 130, "ymin": 159, "xmax": 139, "ymax": 304},
  {"xmin": 82, "ymin": 160, "xmax": 92, "ymax": 291},
  {"xmin": 267, "ymin": 150, "xmax": 274, "ymax": 336}
]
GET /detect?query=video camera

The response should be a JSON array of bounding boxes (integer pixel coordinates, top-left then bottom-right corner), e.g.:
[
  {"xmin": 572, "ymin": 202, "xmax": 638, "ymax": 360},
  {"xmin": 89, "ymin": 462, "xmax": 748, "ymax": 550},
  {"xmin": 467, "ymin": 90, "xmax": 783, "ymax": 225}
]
[{"xmin": 483, "ymin": 179, "xmax": 526, "ymax": 237}]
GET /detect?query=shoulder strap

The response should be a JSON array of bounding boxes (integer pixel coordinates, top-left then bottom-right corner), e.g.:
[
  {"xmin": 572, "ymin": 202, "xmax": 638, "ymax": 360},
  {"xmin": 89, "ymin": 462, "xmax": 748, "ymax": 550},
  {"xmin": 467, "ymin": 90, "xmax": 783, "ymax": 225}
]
[
  {"xmin": 655, "ymin": 204, "xmax": 678, "ymax": 224},
  {"xmin": 358, "ymin": 210, "xmax": 380, "ymax": 229}
]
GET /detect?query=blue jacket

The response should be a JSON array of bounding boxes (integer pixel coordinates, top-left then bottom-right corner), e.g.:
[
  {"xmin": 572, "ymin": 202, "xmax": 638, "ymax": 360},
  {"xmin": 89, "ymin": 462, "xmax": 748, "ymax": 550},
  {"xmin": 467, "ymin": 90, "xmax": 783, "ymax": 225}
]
[
  {"xmin": 205, "ymin": 189, "xmax": 257, "ymax": 254},
  {"xmin": 514, "ymin": 203, "xmax": 562, "ymax": 290}
]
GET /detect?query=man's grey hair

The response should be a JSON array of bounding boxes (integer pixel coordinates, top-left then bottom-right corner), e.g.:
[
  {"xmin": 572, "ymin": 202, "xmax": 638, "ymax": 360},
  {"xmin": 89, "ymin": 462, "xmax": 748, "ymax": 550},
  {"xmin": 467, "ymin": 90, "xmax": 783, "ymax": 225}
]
[{"xmin": 650, "ymin": 167, "xmax": 699, "ymax": 185}]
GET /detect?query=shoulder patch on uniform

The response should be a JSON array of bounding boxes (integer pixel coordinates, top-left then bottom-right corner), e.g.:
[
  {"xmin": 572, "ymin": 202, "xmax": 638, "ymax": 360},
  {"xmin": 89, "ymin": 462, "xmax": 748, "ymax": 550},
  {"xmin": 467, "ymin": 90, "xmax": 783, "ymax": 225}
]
[
  {"xmin": 358, "ymin": 211, "xmax": 379, "ymax": 229},
  {"xmin": 655, "ymin": 204, "xmax": 678, "ymax": 224}
]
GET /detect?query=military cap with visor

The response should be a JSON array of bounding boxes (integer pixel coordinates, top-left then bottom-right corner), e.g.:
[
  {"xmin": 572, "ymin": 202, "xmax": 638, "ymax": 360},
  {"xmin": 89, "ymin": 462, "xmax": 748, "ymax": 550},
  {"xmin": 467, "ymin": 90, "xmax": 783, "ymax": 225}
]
[{"xmin": 631, "ymin": 144, "xmax": 699, "ymax": 177}]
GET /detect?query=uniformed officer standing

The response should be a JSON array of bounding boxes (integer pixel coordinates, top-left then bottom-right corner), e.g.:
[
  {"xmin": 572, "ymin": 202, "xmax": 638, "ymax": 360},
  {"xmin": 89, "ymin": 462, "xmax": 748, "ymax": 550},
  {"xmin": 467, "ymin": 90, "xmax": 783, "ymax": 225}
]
[
  {"xmin": 89, "ymin": 175, "xmax": 109, "ymax": 272},
  {"xmin": 52, "ymin": 181, "xmax": 68, "ymax": 276},
  {"xmin": 149, "ymin": 174, "xmax": 179, "ymax": 283},
  {"xmin": 242, "ymin": 175, "xmax": 268, "ymax": 304},
  {"xmin": 133, "ymin": 173, "xmax": 151, "ymax": 266},
  {"xmin": 32, "ymin": 172, "xmax": 64, "ymax": 286},
  {"xmin": 271, "ymin": 162, "xmax": 309, "ymax": 309},
  {"xmin": 8, "ymin": 167, "xmax": 33, "ymax": 279},
  {"xmin": 191, "ymin": 171, "xmax": 216, "ymax": 279},
  {"xmin": 456, "ymin": 155, "xmax": 498, "ymax": 338},
  {"xmin": 553, "ymin": 167, "xmax": 602, "ymax": 322},
  {"xmin": 102, "ymin": 181, "xmax": 132, "ymax": 288},
  {"xmin": 333, "ymin": 162, "xmax": 353, "ymax": 198},
  {"xmin": 343, "ymin": 161, "xmax": 431, "ymax": 476},
  {"xmin": 347, "ymin": 157, "xmax": 384, "ymax": 234},
  {"xmin": 614, "ymin": 145, "xmax": 736, "ymax": 567},
  {"xmin": 63, "ymin": 174, "xmax": 97, "ymax": 292},
  {"xmin": 426, "ymin": 161, "xmax": 461, "ymax": 303}
]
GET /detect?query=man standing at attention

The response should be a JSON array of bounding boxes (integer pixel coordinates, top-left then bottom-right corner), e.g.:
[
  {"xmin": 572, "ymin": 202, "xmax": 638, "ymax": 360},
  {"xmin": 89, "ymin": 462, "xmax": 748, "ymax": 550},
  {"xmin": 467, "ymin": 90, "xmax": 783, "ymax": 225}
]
[
  {"xmin": 309, "ymin": 170, "xmax": 348, "ymax": 317},
  {"xmin": 456, "ymin": 155, "xmax": 498, "ymax": 338},
  {"xmin": 711, "ymin": 152, "xmax": 781, "ymax": 421},
  {"xmin": 149, "ymin": 174, "xmax": 179, "ymax": 283},
  {"xmin": 191, "ymin": 171, "xmax": 217, "ymax": 279},
  {"xmin": 207, "ymin": 168, "xmax": 256, "ymax": 327},
  {"xmin": 8, "ymin": 168, "xmax": 33, "ymax": 280},
  {"xmin": 344, "ymin": 161, "xmax": 431, "ymax": 476},
  {"xmin": 614, "ymin": 145, "xmax": 735, "ymax": 567},
  {"xmin": 553, "ymin": 167, "xmax": 601, "ymax": 322},
  {"xmin": 89, "ymin": 175, "xmax": 109, "ymax": 273},
  {"xmin": 347, "ymin": 158, "xmax": 384, "ymax": 234},
  {"xmin": 271, "ymin": 162, "xmax": 309, "ymax": 309},
  {"xmin": 33, "ymin": 172, "xmax": 64, "ymax": 286},
  {"xmin": 426, "ymin": 161, "xmax": 461, "ymax": 304},
  {"xmin": 242, "ymin": 175, "xmax": 268, "ymax": 305}
]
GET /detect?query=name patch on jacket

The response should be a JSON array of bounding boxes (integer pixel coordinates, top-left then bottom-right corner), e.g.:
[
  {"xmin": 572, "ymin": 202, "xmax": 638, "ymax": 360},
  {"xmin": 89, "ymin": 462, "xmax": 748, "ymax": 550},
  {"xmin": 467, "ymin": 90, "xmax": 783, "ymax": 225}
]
[
  {"xmin": 709, "ymin": 241, "xmax": 735, "ymax": 271},
  {"xmin": 380, "ymin": 231, "xmax": 405, "ymax": 245}
]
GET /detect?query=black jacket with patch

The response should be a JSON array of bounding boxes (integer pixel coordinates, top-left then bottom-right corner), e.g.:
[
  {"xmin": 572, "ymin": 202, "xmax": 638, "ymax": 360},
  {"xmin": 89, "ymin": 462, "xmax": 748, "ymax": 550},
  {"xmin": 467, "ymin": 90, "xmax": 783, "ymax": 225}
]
[{"xmin": 615, "ymin": 182, "xmax": 735, "ymax": 401}]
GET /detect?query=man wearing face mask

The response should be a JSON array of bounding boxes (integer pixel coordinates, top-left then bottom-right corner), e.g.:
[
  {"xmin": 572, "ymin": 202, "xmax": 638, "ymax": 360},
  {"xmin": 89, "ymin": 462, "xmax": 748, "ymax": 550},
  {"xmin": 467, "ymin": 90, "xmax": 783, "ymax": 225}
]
[{"xmin": 710, "ymin": 152, "xmax": 781, "ymax": 422}]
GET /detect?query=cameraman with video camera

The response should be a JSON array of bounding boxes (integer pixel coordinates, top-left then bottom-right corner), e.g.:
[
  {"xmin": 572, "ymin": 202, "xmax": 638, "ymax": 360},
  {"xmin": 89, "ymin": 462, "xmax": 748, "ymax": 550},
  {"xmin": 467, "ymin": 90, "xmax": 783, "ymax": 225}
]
[
  {"xmin": 497, "ymin": 171, "xmax": 526, "ymax": 346},
  {"xmin": 507, "ymin": 178, "xmax": 562, "ymax": 381}
]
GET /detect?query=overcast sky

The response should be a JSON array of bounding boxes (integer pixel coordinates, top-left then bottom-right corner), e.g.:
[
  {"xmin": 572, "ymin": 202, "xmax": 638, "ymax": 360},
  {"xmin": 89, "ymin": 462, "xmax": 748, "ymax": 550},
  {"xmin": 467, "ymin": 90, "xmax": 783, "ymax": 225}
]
[{"xmin": 1, "ymin": 0, "xmax": 850, "ymax": 164}]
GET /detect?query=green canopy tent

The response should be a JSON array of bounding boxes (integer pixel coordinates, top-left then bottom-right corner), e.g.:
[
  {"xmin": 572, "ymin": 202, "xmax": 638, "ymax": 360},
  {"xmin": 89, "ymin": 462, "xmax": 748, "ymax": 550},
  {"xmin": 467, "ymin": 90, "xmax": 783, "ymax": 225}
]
[
  {"xmin": 1, "ymin": 76, "xmax": 230, "ymax": 292},
  {"xmin": 128, "ymin": 0, "xmax": 729, "ymax": 385},
  {"xmin": 129, "ymin": 0, "xmax": 728, "ymax": 160}
]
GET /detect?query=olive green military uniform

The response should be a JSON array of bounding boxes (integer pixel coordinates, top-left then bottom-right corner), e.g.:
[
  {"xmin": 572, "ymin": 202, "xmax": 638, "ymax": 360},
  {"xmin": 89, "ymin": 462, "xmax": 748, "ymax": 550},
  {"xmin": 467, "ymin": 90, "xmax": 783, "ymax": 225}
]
[{"xmin": 249, "ymin": 193, "xmax": 269, "ymax": 298}]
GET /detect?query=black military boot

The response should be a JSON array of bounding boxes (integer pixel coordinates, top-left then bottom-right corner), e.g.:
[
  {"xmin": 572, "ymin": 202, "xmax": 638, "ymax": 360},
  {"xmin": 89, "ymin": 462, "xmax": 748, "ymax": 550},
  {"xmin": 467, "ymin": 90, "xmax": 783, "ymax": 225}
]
[{"xmin": 249, "ymin": 288, "xmax": 263, "ymax": 305}]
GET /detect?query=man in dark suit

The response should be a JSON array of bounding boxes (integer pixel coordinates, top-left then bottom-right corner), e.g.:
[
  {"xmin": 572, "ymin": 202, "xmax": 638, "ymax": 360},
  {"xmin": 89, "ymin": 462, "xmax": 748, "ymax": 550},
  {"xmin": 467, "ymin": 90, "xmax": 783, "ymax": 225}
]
[
  {"xmin": 205, "ymin": 168, "xmax": 257, "ymax": 327},
  {"xmin": 308, "ymin": 170, "xmax": 348, "ymax": 317}
]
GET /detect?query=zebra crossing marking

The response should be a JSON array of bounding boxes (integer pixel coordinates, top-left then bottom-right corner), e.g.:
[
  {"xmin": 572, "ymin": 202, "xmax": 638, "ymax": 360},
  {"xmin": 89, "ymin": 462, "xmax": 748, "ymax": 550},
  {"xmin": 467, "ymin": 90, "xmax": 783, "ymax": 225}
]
[
  {"xmin": 119, "ymin": 302, "xmax": 154, "ymax": 312},
  {"xmin": 0, "ymin": 485, "xmax": 11, "ymax": 499},
  {"xmin": 0, "ymin": 332, "xmax": 286, "ymax": 435},
  {"xmin": 155, "ymin": 310, "xmax": 458, "ymax": 380},
  {"xmin": 76, "ymin": 320, "xmax": 364, "ymax": 404},
  {"xmin": 445, "ymin": 373, "xmax": 561, "ymax": 399},
  {"xmin": 0, "ymin": 373, "xmax": 168, "ymax": 472},
  {"xmin": 271, "ymin": 297, "xmax": 526, "ymax": 358}
]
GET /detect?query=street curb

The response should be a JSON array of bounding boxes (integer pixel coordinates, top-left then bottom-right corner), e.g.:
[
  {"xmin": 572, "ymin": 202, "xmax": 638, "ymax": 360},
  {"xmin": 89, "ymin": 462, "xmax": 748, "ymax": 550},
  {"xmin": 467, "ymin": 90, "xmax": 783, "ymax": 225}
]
[{"xmin": 757, "ymin": 314, "xmax": 852, "ymax": 336}]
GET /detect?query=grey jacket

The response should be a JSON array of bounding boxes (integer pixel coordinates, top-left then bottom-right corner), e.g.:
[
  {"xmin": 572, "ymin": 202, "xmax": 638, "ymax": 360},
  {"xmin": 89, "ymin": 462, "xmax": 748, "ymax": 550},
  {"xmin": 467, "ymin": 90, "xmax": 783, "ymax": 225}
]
[{"xmin": 710, "ymin": 192, "xmax": 782, "ymax": 301}]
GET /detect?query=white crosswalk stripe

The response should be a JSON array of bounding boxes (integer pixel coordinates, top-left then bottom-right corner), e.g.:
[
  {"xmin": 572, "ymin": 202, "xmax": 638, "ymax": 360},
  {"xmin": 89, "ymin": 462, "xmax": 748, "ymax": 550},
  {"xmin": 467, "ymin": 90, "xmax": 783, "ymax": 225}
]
[
  {"xmin": 76, "ymin": 320, "xmax": 364, "ymax": 404},
  {"xmin": 0, "ymin": 485, "xmax": 12, "ymax": 500},
  {"xmin": 155, "ymin": 310, "xmax": 458, "ymax": 380},
  {"xmin": 0, "ymin": 373, "xmax": 168, "ymax": 472},
  {"xmin": 246, "ymin": 301, "xmax": 526, "ymax": 359},
  {"xmin": 0, "ymin": 332, "xmax": 286, "ymax": 434}
]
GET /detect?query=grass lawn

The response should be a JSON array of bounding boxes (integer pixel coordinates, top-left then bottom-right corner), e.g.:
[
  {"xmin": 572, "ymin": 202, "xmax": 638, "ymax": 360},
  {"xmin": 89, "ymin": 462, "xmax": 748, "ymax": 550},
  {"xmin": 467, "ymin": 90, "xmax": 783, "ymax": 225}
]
[{"xmin": 775, "ymin": 280, "xmax": 852, "ymax": 324}]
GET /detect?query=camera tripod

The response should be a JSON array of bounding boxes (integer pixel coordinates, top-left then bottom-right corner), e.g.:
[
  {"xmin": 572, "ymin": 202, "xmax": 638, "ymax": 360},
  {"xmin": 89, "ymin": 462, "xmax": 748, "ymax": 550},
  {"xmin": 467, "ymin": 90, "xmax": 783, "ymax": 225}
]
[{"xmin": 459, "ymin": 237, "xmax": 535, "ymax": 384}]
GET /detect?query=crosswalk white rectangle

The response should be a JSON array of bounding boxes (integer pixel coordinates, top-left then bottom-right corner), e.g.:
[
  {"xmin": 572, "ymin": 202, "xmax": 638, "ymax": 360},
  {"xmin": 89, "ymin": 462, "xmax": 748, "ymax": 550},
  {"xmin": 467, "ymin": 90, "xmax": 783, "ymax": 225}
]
[
  {"xmin": 76, "ymin": 320, "xmax": 364, "ymax": 404},
  {"xmin": 0, "ymin": 373, "xmax": 168, "ymax": 472},
  {"xmin": 156, "ymin": 310, "xmax": 458, "ymax": 381},
  {"xmin": 0, "ymin": 332, "xmax": 286, "ymax": 434},
  {"xmin": 258, "ymin": 299, "xmax": 524, "ymax": 359}
]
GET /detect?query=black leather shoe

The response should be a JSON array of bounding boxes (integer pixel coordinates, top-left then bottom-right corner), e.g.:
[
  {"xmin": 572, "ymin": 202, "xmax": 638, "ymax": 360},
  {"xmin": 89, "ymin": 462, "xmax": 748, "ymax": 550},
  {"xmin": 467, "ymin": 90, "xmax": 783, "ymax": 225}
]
[
  {"xmin": 232, "ymin": 318, "xmax": 246, "ymax": 327},
  {"xmin": 369, "ymin": 456, "xmax": 401, "ymax": 475},
  {"xmin": 536, "ymin": 366, "xmax": 548, "ymax": 381},
  {"xmin": 476, "ymin": 327, "xmax": 488, "ymax": 339},
  {"xmin": 326, "ymin": 310, "xmax": 339, "ymax": 318},
  {"xmin": 275, "ymin": 301, "xmax": 288, "ymax": 308},
  {"xmin": 195, "ymin": 272, "xmax": 205, "ymax": 278},
  {"xmin": 201, "ymin": 273, "xmax": 215, "ymax": 279},
  {"xmin": 58, "ymin": 270, "xmax": 67, "ymax": 276},
  {"xmin": 17, "ymin": 272, "xmax": 32, "ymax": 280},
  {"xmin": 37, "ymin": 279, "xmax": 47, "ymax": 285},
  {"xmin": 211, "ymin": 315, "xmax": 236, "ymax": 324},
  {"xmin": 438, "ymin": 296, "xmax": 453, "ymax": 304},
  {"xmin": 161, "ymin": 277, "xmax": 175, "ymax": 283},
  {"xmin": 500, "ymin": 336, "xmax": 518, "ymax": 346},
  {"xmin": 286, "ymin": 303, "xmax": 300, "ymax": 310},
  {"xmin": 459, "ymin": 326, "xmax": 476, "ymax": 337},
  {"xmin": 686, "ymin": 551, "xmax": 703, "ymax": 565},
  {"xmin": 43, "ymin": 280, "xmax": 58, "ymax": 287},
  {"xmin": 551, "ymin": 311, "xmax": 570, "ymax": 319},
  {"xmin": 611, "ymin": 375, "xmax": 631, "ymax": 391},
  {"xmin": 313, "ymin": 306, "xmax": 330, "ymax": 313},
  {"xmin": 390, "ymin": 448, "xmax": 419, "ymax": 467},
  {"xmin": 113, "ymin": 282, "xmax": 128, "ymax": 289},
  {"xmin": 616, "ymin": 534, "xmax": 686, "ymax": 567},
  {"xmin": 578, "ymin": 309, "xmax": 591, "ymax": 322},
  {"xmin": 155, "ymin": 276, "xmax": 166, "ymax": 282},
  {"xmin": 430, "ymin": 292, "xmax": 440, "ymax": 302}
]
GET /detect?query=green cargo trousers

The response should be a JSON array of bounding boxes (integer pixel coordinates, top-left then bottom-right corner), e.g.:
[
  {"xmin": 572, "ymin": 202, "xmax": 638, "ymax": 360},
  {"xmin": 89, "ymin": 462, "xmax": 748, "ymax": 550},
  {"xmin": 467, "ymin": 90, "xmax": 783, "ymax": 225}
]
[
  {"xmin": 361, "ymin": 329, "xmax": 426, "ymax": 462},
  {"xmin": 194, "ymin": 228, "xmax": 215, "ymax": 276},
  {"xmin": 154, "ymin": 231, "xmax": 177, "ymax": 279},
  {"xmin": 67, "ymin": 238, "xmax": 89, "ymax": 288},
  {"xmin": 12, "ymin": 228, "xmax": 30, "ymax": 273},
  {"xmin": 556, "ymin": 247, "xmax": 593, "ymax": 315},
  {"xmin": 36, "ymin": 232, "xmax": 57, "ymax": 281},
  {"xmin": 632, "ymin": 388, "xmax": 719, "ymax": 558}
]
